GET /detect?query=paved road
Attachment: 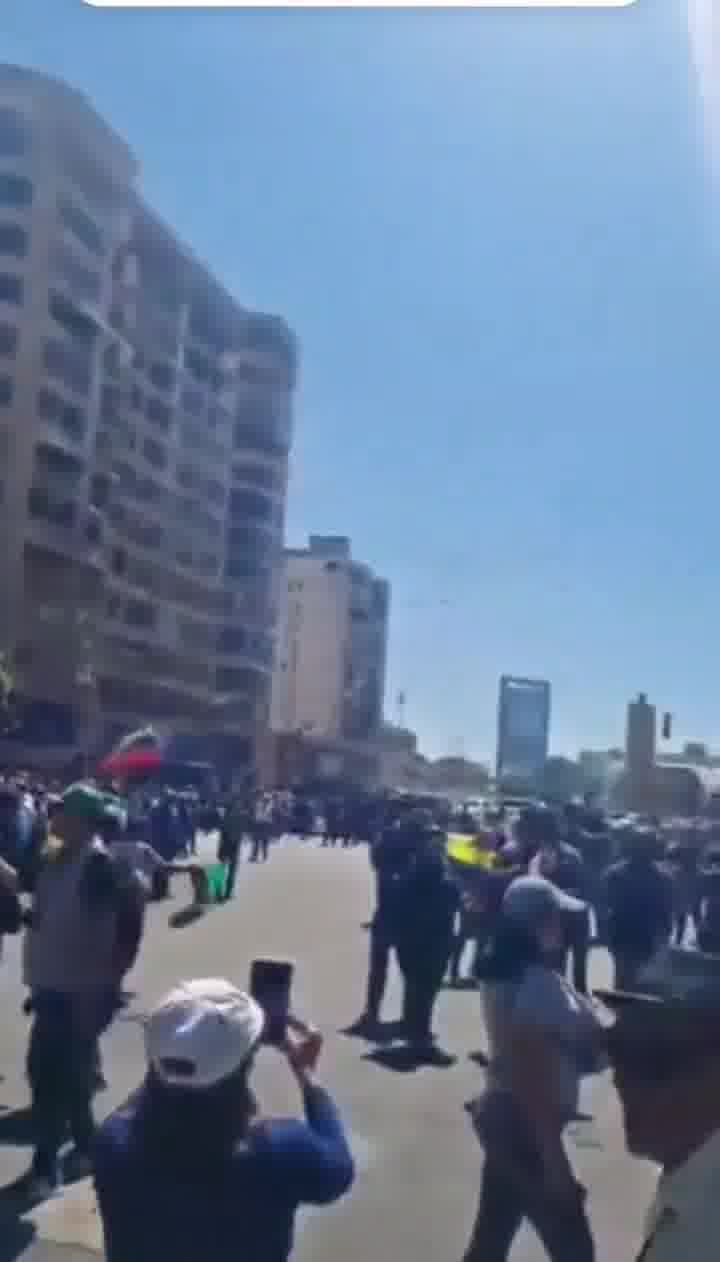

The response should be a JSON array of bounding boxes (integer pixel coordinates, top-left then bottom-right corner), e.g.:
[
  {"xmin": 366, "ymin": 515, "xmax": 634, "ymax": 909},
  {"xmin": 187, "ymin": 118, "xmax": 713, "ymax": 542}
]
[{"xmin": 0, "ymin": 840, "xmax": 657, "ymax": 1262}]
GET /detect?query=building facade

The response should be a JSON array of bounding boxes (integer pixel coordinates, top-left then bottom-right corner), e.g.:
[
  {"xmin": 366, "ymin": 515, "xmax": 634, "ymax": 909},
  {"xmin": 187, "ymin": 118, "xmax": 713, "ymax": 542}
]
[
  {"xmin": 0, "ymin": 65, "xmax": 297, "ymax": 775},
  {"xmin": 270, "ymin": 535, "xmax": 389, "ymax": 747},
  {"xmin": 624, "ymin": 692, "xmax": 657, "ymax": 813}
]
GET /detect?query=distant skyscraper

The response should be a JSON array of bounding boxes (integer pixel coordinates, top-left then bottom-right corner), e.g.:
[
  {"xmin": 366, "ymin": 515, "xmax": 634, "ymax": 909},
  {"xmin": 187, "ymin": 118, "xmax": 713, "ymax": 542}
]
[{"xmin": 625, "ymin": 692, "xmax": 657, "ymax": 812}]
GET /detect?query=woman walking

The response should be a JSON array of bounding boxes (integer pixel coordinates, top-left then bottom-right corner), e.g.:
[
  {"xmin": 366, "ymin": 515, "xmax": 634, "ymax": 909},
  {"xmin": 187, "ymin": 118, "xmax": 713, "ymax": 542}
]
[{"xmin": 463, "ymin": 875, "xmax": 605, "ymax": 1262}]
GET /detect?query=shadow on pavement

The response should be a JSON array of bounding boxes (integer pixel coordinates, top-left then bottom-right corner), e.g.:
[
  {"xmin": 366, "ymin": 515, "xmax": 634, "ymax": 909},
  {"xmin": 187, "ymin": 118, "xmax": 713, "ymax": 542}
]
[
  {"xmin": 340, "ymin": 1019, "xmax": 405, "ymax": 1045},
  {"xmin": 0, "ymin": 1108, "xmax": 33, "ymax": 1147},
  {"xmin": 168, "ymin": 904, "xmax": 206, "ymax": 929},
  {"xmin": 468, "ymin": 1049, "xmax": 490, "ymax": 1067},
  {"xmin": 363, "ymin": 1046, "xmax": 421, "ymax": 1073},
  {"xmin": 362, "ymin": 1045, "xmax": 456, "ymax": 1072}
]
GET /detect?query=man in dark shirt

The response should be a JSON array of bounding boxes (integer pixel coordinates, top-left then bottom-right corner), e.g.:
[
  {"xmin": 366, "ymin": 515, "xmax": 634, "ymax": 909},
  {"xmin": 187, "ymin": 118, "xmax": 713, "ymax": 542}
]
[
  {"xmin": 601, "ymin": 827, "xmax": 674, "ymax": 991},
  {"xmin": 394, "ymin": 831, "xmax": 459, "ymax": 1062},
  {"xmin": 347, "ymin": 818, "xmax": 416, "ymax": 1035},
  {"xmin": 527, "ymin": 809, "xmax": 593, "ymax": 993},
  {"xmin": 93, "ymin": 980, "xmax": 354, "ymax": 1262}
]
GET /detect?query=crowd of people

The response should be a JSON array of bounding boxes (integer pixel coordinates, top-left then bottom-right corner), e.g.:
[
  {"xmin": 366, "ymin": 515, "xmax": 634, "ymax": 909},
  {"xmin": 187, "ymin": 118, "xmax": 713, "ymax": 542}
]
[{"xmin": 0, "ymin": 774, "xmax": 720, "ymax": 1261}]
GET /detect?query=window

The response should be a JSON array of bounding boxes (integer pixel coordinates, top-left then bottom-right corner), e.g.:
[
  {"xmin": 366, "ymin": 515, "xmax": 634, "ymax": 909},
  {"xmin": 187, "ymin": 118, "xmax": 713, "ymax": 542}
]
[
  {"xmin": 232, "ymin": 462, "xmax": 278, "ymax": 491},
  {"xmin": 216, "ymin": 627, "xmax": 247, "ymax": 654},
  {"xmin": 58, "ymin": 196, "xmax": 104, "ymax": 257},
  {"xmin": 0, "ymin": 274, "xmax": 23, "ymax": 305},
  {"xmin": 233, "ymin": 422, "xmax": 286, "ymax": 457},
  {"xmin": 111, "ymin": 547, "xmax": 127, "ymax": 577},
  {"xmin": 27, "ymin": 487, "xmax": 76, "ymax": 529},
  {"xmin": 49, "ymin": 242, "xmax": 101, "ymax": 303},
  {"xmin": 0, "ymin": 223, "xmax": 28, "ymax": 258},
  {"xmin": 0, "ymin": 376, "xmax": 13, "ymax": 406},
  {"xmin": 229, "ymin": 487, "xmax": 274, "ymax": 523},
  {"xmin": 48, "ymin": 292, "xmax": 95, "ymax": 344},
  {"xmin": 0, "ymin": 108, "xmax": 30, "ymax": 158},
  {"xmin": 62, "ymin": 142, "xmax": 115, "ymax": 211},
  {"xmin": 185, "ymin": 347, "xmax": 211, "ymax": 385},
  {"xmin": 86, "ymin": 513, "xmax": 102, "ymax": 547},
  {"xmin": 215, "ymin": 665, "xmax": 265, "ymax": 696},
  {"xmin": 146, "ymin": 397, "xmax": 171, "ymax": 430},
  {"xmin": 224, "ymin": 557, "xmax": 270, "ymax": 581},
  {"xmin": 0, "ymin": 323, "xmax": 18, "ymax": 357},
  {"xmin": 44, "ymin": 340, "xmax": 92, "ymax": 395},
  {"xmin": 37, "ymin": 388, "xmax": 87, "ymax": 442},
  {"xmin": 149, "ymin": 361, "xmax": 174, "ymax": 392},
  {"xmin": 143, "ymin": 437, "xmax": 167, "ymax": 470},
  {"xmin": 0, "ymin": 173, "xmax": 32, "ymax": 209},
  {"xmin": 227, "ymin": 523, "xmax": 273, "ymax": 557},
  {"xmin": 125, "ymin": 600, "xmax": 156, "ymax": 630}
]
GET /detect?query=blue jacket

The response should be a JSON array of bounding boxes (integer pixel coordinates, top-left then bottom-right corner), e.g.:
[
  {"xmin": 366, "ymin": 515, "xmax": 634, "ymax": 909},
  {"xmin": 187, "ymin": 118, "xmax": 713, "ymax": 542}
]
[{"xmin": 93, "ymin": 1081, "xmax": 354, "ymax": 1262}]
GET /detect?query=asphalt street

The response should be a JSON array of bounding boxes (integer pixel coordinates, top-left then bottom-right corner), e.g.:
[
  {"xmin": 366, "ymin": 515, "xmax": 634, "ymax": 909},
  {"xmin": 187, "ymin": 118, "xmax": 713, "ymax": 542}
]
[{"xmin": 0, "ymin": 839, "xmax": 658, "ymax": 1262}]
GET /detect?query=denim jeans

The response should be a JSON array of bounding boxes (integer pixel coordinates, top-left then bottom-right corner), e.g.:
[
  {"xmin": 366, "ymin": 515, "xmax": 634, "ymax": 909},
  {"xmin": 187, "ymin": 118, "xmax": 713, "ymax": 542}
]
[{"xmin": 27, "ymin": 988, "xmax": 116, "ymax": 1178}]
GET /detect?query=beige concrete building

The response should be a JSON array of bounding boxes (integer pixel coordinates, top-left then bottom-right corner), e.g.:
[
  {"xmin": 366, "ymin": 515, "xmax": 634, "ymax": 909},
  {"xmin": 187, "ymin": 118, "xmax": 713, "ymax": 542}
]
[
  {"xmin": 270, "ymin": 536, "xmax": 389, "ymax": 746},
  {"xmin": 0, "ymin": 65, "xmax": 297, "ymax": 776}
]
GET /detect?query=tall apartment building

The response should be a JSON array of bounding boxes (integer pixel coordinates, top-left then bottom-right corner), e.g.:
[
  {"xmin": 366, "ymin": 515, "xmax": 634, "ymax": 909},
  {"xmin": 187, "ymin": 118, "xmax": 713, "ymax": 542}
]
[
  {"xmin": 270, "ymin": 536, "xmax": 390, "ymax": 745},
  {"xmin": 0, "ymin": 65, "xmax": 297, "ymax": 775}
]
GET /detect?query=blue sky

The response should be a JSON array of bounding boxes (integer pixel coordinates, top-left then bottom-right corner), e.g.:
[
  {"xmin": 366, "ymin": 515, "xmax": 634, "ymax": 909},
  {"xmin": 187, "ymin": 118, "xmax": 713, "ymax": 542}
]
[{"xmin": 5, "ymin": 0, "xmax": 718, "ymax": 760}]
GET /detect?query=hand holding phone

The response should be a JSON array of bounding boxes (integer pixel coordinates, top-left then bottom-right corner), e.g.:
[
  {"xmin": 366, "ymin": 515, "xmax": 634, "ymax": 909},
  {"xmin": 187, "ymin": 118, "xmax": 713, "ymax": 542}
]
[{"xmin": 285, "ymin": 1018, "xmax": 323, "ymax": 1081}]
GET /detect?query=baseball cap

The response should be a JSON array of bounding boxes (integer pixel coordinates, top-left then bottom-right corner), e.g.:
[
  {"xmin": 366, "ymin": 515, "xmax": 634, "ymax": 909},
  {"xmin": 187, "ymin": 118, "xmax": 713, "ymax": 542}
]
[
  {"xmin": 502, "ymin": 875, "xmax": 586, "ymax": 928},
  {"xmin": 595, "ymin": 946, "xmax": 720, "ymax": 1013},
  {"xmin": 145, "ymin": 979, "xmax": 265, "ymax": 1089},
  {"xmin": 59, "ymin": 782, "xmax": 109, "ymax": 824}
]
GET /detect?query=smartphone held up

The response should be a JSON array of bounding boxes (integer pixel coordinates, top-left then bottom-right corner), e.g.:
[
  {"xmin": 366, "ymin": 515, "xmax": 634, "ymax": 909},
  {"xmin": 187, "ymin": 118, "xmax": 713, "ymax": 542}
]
[{"xmin": 249, "ymin": 958, "xmax": 294, "ymax": 1047}]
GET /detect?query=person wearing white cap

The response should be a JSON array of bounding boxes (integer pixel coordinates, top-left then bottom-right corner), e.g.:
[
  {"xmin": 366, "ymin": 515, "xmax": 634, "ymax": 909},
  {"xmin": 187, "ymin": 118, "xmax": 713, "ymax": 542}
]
[
  {"xmin": 462, "ymin": 876, "xmax": 606, "ymax": 1262},
  {"xmin": 92, "ymin": 978, "xmax": 354, "ymax": 1262}
]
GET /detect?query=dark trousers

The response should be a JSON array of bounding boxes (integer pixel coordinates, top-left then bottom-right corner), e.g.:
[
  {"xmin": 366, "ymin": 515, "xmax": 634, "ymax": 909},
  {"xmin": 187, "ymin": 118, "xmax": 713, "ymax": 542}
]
[
  {"xmin": 397, "ymin": 946, "xmax": 448, "ymax": 1046},
  {"xmin": 566, "ymin": 912, "xmax": 591, "ymax": 995},
  {"xmin": 365, "ymin": 923, "xmax": 393, "ymax": 1020},
  {"xmin": 463, "ymin": 1159, "xmax": 594, "ymax": 1262},
  {"xmin": 251, "ymin": 826, "xmax": 270, "ymax": 862},
  {"xmin": 224, "ymin": 844, "xmax": 241, "ymax": 897},
  {"xmin": 28, "ymin": 989, "xmax": 116, "ymax": 1178}
]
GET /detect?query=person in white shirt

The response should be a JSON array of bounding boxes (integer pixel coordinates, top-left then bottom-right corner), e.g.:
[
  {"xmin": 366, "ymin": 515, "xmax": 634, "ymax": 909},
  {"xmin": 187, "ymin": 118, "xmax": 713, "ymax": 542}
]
[{"xmin": 598, "ymin": 946, "xmax": 720, "ymax": 1262}]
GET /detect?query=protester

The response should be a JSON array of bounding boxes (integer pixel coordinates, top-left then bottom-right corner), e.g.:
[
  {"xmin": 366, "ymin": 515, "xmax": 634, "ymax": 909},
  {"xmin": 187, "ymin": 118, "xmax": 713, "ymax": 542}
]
[
  {"xmin": 93, "ymin": 979, "xmax": 354, "ymax": 1262},
  {"xmin": 601, "ymin": 827, "xmax": 674, "ymax": 991},
  {"xmin": 599, "ymin": 946, "xmax": 720, "ymax": 1262},
  {"xmin": 218, "ymin": 795, "xmax": 248, "ymax": 899},
  {"xmin": 394, "ymin": 826, "xmax": 458, "ymax": 1062},
  {"xmin": 465, "ymin": 875, "xmax": 605, "ymax": 1262},
  {"xmin": 527, "ymin": 809, "xmax": 592, "ymax": 994},
  {"xmin": 348, "ymin": 816, "xmax": 415, "ymax": 1036},
  {"xmin": 16, "ymin": 784, "xmax": 143, "ymax": 1202},
  {"xmin": 251, "ymin": 792, "xmax": 273, "ymax": 863}
]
